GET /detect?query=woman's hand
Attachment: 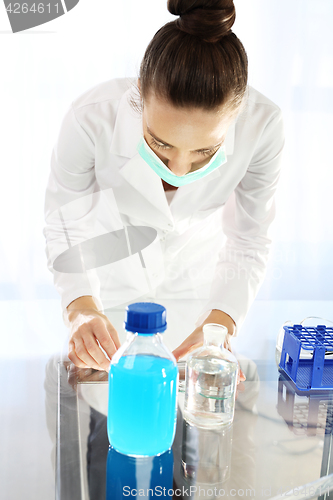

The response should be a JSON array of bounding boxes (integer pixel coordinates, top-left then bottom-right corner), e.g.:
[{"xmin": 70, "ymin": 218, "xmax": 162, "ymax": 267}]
[
  {"xmin": 172, "ymin": 325, "xmax": 205, "ymax": 362},
  {"xmin": 67, "ymin": 296, "xmax": 121, "ymax": 371},
  {"xmin": 172, "ymin": 309, "xmax": 246, "ymax": 383}
]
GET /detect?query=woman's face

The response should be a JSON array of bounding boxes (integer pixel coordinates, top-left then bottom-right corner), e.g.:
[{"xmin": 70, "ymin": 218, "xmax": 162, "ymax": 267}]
[{"xmin": 142, "ymin": 92, "xmax": 237, "ymax": 177}]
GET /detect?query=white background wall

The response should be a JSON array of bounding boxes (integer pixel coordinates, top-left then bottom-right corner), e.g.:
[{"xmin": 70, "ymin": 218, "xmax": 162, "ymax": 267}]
[{"xmin": 0, "ymin": 0, "xmax": 332, "ymax": 351}]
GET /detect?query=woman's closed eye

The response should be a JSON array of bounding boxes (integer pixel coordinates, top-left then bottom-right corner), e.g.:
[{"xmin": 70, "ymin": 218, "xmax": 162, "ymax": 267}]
[
  {"xmin": 149, "ymin": 137, "xmax": 219, "ymax": 158},
  {"xmin": 150, "ymin": 137, "xmax": 170, "ymax": 151},
  {"xmin": 196, "ymin": 147, "xmax": 219, "ymax": 157}
]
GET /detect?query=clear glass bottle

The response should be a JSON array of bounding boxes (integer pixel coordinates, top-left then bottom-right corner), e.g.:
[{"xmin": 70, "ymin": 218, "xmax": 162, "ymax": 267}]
[
  {"xmin": 108, "ymin": 302, "xmax": 179, "ymax": 457},
  {"xmin": 184, "ymin": 323, "xmax": 238, "ymax": 428}
]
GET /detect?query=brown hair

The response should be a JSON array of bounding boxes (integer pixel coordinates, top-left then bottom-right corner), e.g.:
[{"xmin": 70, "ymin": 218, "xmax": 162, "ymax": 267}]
[{"xmin": 137, "ymin": 0, "xmax": 248, "ymax": 111}]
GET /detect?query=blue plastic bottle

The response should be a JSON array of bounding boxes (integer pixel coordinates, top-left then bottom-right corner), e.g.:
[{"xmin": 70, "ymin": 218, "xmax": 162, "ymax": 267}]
[{"xmin": 107, "ymin": 302, "xmax": 179, "ymax": 456}]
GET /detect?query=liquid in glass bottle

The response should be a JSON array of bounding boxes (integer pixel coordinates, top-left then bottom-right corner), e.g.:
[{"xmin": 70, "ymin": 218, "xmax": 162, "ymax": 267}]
[{"xmin": 184, "ymin": 323, "xmax": 238, "ymax": 428}]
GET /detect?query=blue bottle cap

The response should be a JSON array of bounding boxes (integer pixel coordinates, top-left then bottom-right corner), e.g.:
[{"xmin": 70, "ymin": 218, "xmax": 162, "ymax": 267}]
[{"xmin": 124, "ymin": 302, "xmax": 167, "ymax": 334}]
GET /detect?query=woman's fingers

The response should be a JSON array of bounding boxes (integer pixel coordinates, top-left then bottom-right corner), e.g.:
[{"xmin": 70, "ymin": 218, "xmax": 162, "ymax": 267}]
[
  {"xmin": 235, "ymin": 381, "xmax": 245, "ymax": 400},
  {"xmin": 225, "ymin": 335, "xmax": 246, "ymax": 384},
  {"xmin": 237, "ymin": 365, "xmax": 246, "ymax": 385},
  {"xmin": 68, "ymin": 313, "xmax": 120, "ymax": 371},
  {"xmin": 107, "ymin": 324, "xmax": 121, "ymax": 350},
  {"xmin": 173, "ymin": 341, "xmax": 201, "ymax": 361},
  {"xmin": 172, "ymin": 344, "xmax": 188, "ymax": 362},
  {"xmin": 172, "ymin": 328, "xmax": 204, "ymax": 361},
  {"xmin": 89, "ymin": 317, "xmax": 118, "ymax": 362},
  {"xmin": 68, "ymin": 340, "xmax": 91, "ymax": 369},
  {"xmin": 239, "ymin": 367, "xmax": 246, "ymax": 382},
  {"xmin": 71, "ymin": 336, "xmax": 106, "ymax": 371},
  {"xmin": 82, "ymin": 331, "xmax": 112, "ymax": 371}
]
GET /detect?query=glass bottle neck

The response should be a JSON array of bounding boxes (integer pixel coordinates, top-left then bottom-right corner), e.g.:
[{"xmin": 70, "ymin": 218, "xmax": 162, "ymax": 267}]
[
  {"xmin": 203, "ymin": 335, "xmax": 223, "ymax": 348},
  {"xmin": 203, "ymin": 323, "xmax": 228, "ymax": 348}
]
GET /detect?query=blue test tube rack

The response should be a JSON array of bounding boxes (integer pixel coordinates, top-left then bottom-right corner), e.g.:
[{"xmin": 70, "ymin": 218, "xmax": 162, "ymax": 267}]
[{"xmin": 279, "ymin": 325, "xmax": 333, "ymax": 391}]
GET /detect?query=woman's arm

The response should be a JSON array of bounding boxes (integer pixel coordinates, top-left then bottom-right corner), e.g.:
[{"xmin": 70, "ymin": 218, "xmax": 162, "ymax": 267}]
[
  {"xmin": 197, "ymin": 105, "xmax": 285, "ymax": 331},
  {"xmin": 44, "ymin": 105, "xmax": 120, "ymax": 369},
  {"xmin": 43, "ymin": 105, "xmax": 101, "ymax": 313}
]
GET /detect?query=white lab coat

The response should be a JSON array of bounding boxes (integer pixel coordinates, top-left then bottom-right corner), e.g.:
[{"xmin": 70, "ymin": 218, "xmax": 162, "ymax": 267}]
[{"xmin": 43, "ymin": 77, "xmax": 284, "ymax": 333}]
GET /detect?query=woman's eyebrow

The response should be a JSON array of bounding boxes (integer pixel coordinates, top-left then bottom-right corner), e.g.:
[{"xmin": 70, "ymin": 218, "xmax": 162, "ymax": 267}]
[{"xmin": 147, "ymin": 126, "xmax": 224, "ymax": 152}]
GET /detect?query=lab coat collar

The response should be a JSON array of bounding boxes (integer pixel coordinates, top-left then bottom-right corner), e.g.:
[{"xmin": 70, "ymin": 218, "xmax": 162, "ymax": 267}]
[
  {"xmin": 110, "ymin": 87, "xmax": 143, "ymax": 158},
  {"xmin": 119, "ymin": 151, "xmax": 175, "ymax": 229}
]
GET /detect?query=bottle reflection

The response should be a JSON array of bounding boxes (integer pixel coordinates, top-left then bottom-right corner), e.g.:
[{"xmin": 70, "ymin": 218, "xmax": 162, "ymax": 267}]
[
  {"xmin": 106, "ymin": 446, "xmax": 174, "ymax": 499},
  {"xmin": 182, "ymin": 420, "xmax": 233, "ymax": 487},
  {"xmin": 172, "ymin": 358, "xmax": 259, "ymax": 499}
]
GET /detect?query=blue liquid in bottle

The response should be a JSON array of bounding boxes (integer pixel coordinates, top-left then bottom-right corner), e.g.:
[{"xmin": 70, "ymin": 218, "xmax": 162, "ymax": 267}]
[
  {"xmin": 107, "ymin": 303, "xmax": 179, "ymax": 457},
  {"xmin": 108, "ymin": 354, "xmax": 178, "ymax": 456}
]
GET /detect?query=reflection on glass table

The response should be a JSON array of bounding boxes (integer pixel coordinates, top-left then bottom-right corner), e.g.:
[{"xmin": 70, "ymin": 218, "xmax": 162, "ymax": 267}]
[
  {"xmin": 44, "ymin": 351, "xmax": 333, "ymax": 500},
  {"xmin": 106, "ymin": 446, "xmax": 174, "ymax": 499}
]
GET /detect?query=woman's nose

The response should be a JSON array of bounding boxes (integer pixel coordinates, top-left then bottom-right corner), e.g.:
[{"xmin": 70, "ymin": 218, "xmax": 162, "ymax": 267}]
[{"xmin": 164, "ymin": 153, "xmax": 192, "ymax": 176}]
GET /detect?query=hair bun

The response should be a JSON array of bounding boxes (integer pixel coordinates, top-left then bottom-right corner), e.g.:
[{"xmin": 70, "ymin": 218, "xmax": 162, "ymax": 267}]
[{"xmin": 167, "ymin": 0, "xmax": 235, "ymax": 43}]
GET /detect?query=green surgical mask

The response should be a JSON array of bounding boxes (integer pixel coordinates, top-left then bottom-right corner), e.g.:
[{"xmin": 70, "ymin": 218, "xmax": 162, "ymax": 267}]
[{"xmin": 137, "ymin": 137, "xmax": 227, "ymax": 187}]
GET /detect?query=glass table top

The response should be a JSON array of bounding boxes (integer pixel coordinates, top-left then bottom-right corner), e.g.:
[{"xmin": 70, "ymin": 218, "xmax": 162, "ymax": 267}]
[{"xmin": 47, "ymin": 352, "xmax": 333, "ymax": 500}]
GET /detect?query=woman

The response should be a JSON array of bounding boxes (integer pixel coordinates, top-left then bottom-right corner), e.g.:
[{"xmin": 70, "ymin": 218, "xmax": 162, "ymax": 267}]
[{"xmin": 44, "ymin": 0, "xmax": 284, "ymax": 372}]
